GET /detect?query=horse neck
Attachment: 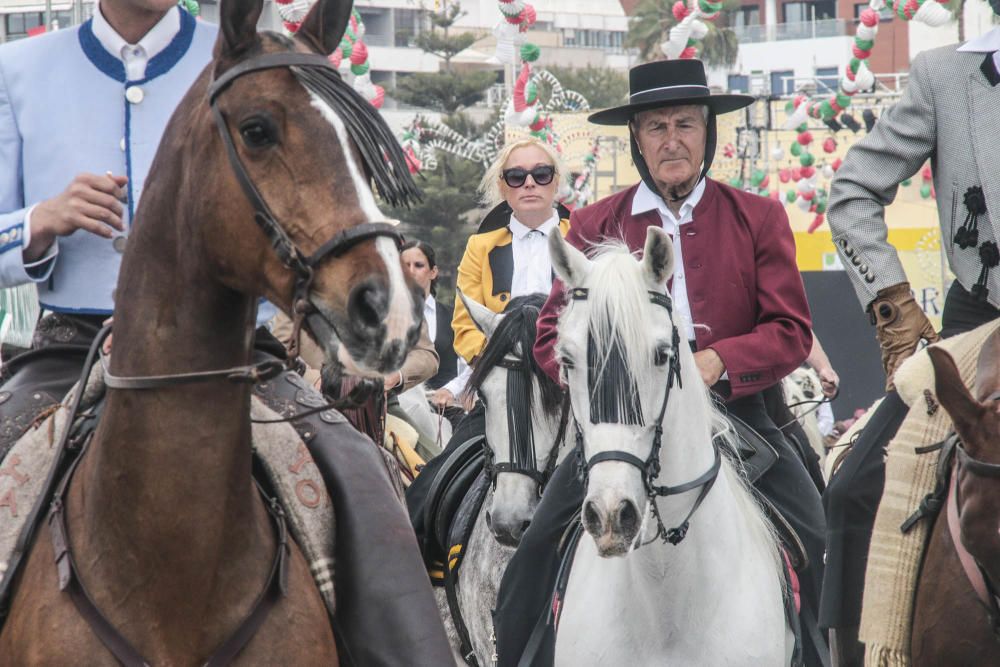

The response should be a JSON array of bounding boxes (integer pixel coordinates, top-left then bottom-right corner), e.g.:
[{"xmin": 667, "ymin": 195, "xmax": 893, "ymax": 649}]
[{"xmin": 77, "ymin": 169, "xmax": 262, "ymax": 564}]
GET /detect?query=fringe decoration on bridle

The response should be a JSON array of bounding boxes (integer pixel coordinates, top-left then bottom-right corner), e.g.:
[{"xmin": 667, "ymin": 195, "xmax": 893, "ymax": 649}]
[
  {"xmin": 506, "ymin": 363, "xmax": 537, "ymax": 471},
  {"xmin": 292, "ymin": 65, "xmax": 421, "ymax": 208},
  {"xmin": 953, "ymin": 186, "xmax": 987, "ymax": 250},
  {"xmin": 587, "ymin": 333, "xmax": 643, "ymax": 426}
]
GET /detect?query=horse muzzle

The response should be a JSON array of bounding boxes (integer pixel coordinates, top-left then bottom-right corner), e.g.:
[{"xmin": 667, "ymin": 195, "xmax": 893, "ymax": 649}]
[{"xmin": 582, "ymin": 495, "xmax": 642, "ymax": 558}]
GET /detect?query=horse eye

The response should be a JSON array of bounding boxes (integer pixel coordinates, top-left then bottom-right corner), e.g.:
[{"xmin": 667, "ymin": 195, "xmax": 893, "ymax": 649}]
[
  {"xmin": 559, "ymin": 355, "xmax": 575, "ymax": 371},
  {"xmin": 654, "ymin": 346, "xmax": 672, "ymax": 366},
  {"xmin": 239, "ymin": 117, "xmax": 277, "ymax": 148}
]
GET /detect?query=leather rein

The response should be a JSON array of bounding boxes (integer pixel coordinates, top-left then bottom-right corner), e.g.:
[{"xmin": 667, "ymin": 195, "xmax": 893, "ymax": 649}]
[
  {"xmin": 946, "ymin": 430, "xmax": 1000, "ymax": 634},
  {"xmin": 570, "ymin": 286, "xmax": 721, "ymax": 548}
]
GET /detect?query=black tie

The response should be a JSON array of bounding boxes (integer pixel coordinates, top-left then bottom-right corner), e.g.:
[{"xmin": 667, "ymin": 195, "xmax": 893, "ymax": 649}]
[{"xmin": 981, "ymin": 52, "xmax": 1000, "ymax": 87}]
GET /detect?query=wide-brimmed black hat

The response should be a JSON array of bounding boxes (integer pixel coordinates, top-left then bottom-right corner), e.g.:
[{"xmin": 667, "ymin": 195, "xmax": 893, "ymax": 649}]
[{"xmin": 588, "ymin": 59, "xmax": 754, "ymax": 126}]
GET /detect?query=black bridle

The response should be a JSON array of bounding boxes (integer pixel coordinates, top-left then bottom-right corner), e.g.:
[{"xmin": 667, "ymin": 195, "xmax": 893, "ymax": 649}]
[
  {"xmin": 208, "ymin": 52, "xmax": 404, "ymax": 361},
  {"xmin": 479, "ymin": 354, "xmax": 570, "ymax": 495},
  {"xmin": 570, "ymin": 286, "xmax": 721, "ymax": 547}
]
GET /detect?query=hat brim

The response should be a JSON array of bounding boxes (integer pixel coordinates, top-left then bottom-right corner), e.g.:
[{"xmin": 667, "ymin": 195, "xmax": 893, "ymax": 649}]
[{"xmin": 587, "ymin": 93, "xmax": 755, "ymax": 126}]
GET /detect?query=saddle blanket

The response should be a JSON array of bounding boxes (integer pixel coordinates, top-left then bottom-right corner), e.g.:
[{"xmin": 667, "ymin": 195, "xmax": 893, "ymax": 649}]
[
  {"xmin": 860, "ymin": 317, "xmax": 1000, "ymax": 665},
  {"xmin": 0, "ymin": 366, "xmax": 337, "ymax": 619}
]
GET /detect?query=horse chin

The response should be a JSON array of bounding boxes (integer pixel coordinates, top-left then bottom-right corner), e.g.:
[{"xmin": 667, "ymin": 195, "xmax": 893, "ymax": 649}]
[
  {"xmin": 305, "ymin": 310, "xmax": 409, "ymax": 377},
  {"xmin": 592, "ymin": 532, "xmax": 634, "ymax": 558}
]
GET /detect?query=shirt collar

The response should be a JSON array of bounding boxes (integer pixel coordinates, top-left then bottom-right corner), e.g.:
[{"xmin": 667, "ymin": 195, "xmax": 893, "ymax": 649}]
[
  {"xmin": 424, "ymin": 294, "xmax": 436, "ymax": 312},
  {"xmin": 957, "ymin": 26, "xmax": 1000, "ymax": 53},
  {"xmin": 630, "ymin": 179, "xmax": 706, "ymax": 224},
  {"xmin": 509, "ymin": 211, "xmax": 559, "ymax": 240},
  {"xmin": 92, "ymin": 2, "xmax": 181, "ymax": 64}
]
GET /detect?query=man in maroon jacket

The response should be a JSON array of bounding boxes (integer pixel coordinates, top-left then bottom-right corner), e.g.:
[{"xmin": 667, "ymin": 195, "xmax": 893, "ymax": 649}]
[{"xmin": 493, "ymin": 59, "xmax": 828, "ymax": 666}]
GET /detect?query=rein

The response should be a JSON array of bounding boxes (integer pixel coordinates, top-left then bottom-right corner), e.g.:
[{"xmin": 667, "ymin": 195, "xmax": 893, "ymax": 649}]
[
  {"xmin": 948, "ymin": 433, "xmax": 1000, "ymax": 632},
  {"xmin": 570, "ymin": 286, "xmax": 721, "ymax": 547}
]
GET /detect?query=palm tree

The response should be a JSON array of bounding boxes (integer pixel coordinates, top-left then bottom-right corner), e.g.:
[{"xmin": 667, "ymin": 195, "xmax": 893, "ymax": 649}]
[{"xmin": 625, "ymin": 0, "xmax": 741, "ymax": 68}]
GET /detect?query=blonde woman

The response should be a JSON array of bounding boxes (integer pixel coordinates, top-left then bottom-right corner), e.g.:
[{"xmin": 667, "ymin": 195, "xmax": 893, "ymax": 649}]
[{"xmin": 450, "ymin": 138, "xmax": 570, "ymax": 371}]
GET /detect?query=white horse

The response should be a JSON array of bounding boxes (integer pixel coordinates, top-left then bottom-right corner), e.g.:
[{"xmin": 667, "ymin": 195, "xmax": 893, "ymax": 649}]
[
  {"xmin": 435, "ymin": 292, "xmax": 570, "ymax": 665},
  {"xmin": 548, "ymin": 228, "xmax": 792, "ymax": 665},
  {"xmin": 782, "ymin": 366, "xmax": 827, "ymax": 470}
]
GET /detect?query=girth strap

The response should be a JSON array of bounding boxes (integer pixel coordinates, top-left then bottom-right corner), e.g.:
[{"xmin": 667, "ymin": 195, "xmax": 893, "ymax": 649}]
[{"xmin": 48, "ymin": 435, "xmax": 291, "ymax": 667}]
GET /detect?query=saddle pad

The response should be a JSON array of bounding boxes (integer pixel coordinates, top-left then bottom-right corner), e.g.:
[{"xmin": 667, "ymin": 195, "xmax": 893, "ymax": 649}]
[
  {"xmin": 445, "ymin": 471, "xmax": 490, "ymax": 576},
  {"xmin": 251, "ymin": 398, "xmax": 337, "ymax": 618},
  {"xmin": 421, "ymin": 435, "xmax": 485, "ymax": 568},
  {"xmin": 860, "ymin": 317, "xmax": 1000, "ymax": 665}
]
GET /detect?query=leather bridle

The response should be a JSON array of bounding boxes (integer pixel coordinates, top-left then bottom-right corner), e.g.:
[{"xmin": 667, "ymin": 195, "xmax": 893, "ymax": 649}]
[
  {"xmin": 570, "ymin": 286, "xmax": 721, "ymax": 547},
  {"xmin": 208, "ymin": 52, "xmax": 404, "ymax": 362},
  {"xmin": 949, "ymin": 431, "xmax": 1000, "ymax": 633}
]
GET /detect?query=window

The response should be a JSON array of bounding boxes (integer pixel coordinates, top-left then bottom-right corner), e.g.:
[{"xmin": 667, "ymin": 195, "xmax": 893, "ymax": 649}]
[
  {"xmin": 853, "ymin": 3, "xmax": 893, "ymax": 20},
  {"xmin": 5, "ymin": 12, "xmax": 44, "ymax": 39},
  {"xmin": 733, "ymin": 5, "xmax": 760, "ymax": 28},
  {"xmin": 815, "ymin": 66, "xmax": 839, "ymax": 93},
  {"xmin": 357, "ymin": 8, "xmax": 390, "ymax": 47},
  {"xmin": 783, "ymin": 0, "xmax": 836, "ymax": 22},
  {"xmin": 728, "ymin": 74, "xmax": 750, "ymax": 93},
  {"xmin": 770, "ymin": 69, "xmax": 794, "ymax": 95},
  {"xmin": 394, "ymin": 8, "xmax": 422, "ymax": 48}
]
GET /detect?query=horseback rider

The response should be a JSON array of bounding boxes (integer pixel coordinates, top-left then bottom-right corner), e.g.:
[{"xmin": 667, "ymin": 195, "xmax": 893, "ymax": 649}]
[
  {"xmin": 493, "ymin": 59, "xmax": 829, "ymax": 666},
  {"xmin": 822, "ymin": 13, "xmax": 1000, "ymax": 663},
  {"xmin": 0, "ymin": 3, "xmax": 448, "ymax": 663}
]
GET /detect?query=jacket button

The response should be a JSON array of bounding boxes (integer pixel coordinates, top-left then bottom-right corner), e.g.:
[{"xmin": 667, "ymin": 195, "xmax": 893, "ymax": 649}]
[{"xmin": 500, "ymin": 294, "xmax": 507, "ymax": 302}]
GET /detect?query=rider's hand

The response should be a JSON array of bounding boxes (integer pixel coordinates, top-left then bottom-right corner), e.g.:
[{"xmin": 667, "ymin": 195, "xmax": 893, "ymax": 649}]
[
  {"xmin": 694, "ymin": 348, "xmax": 726, "ymax": 387},
  {"xmin": 384, "ymin": 371, "xmax": 403, "ymax": 392},
  {"xmin": 818, "ymin": 367, "xmax": 840, "ymax": 398},
  {"xmin": 870, "ymin": 282, "xmax": 939, "ymax": 392},
  {"xmin": 430, "ymin": 387, "xmax": 455, "ymax": 409},
  {"xmin": 25, "ymin": 173, "xmax": 128, "ymax": 261}
]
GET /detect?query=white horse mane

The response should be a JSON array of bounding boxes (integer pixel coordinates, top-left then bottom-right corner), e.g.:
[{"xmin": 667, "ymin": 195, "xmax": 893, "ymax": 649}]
[{"xmin": 566, "ymin": 241, "xmax": 783, "ymax": 582}]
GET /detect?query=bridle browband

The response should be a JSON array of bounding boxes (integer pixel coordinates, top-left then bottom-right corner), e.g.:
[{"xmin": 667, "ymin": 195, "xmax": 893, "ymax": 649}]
[
  {"xmin": 208, "ymin": 51, "xmax": 404, "ymax": 361},
  {"xmin": 570, "ymin": 286, "xmax": 721, "ymax": 547}
]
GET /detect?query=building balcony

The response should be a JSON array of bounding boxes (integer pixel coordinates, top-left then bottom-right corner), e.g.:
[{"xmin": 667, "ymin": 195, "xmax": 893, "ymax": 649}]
[{"xmin": 732, "ymin": 19, "xmax": 848, "ymax": 44}]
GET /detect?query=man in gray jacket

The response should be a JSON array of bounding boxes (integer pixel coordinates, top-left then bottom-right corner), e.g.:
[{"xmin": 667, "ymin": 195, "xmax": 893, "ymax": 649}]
[{"xmin": 823, "ymin": 15, "xmax": 1000, "ymax": 665}]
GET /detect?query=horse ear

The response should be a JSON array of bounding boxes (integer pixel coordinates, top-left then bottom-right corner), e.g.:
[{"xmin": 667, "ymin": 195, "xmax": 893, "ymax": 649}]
[
  {"xmin": 973, "ymin": 329, "xmax": 1000, "ymax": 401},
  {"xmin": 641, "ymin": 226, "xmax": 674, "ymax": 287},
  {"xmin": 549, "ymin": 232, "xmax": 590, "ymax": 288},
  {"xmin": 929, "ymin": 346, "xmax": 985, "ymax": 439},
  {"xmin": 296, "ymin": 0, "xmax": 353, "ymax": 55},
  {"xmin": 459, "ymin": 290, "xmax": 504, "ymax": 338},
  {"xmin": 214, "ymin": 0, "xmax": 263, "ymax": 62}
]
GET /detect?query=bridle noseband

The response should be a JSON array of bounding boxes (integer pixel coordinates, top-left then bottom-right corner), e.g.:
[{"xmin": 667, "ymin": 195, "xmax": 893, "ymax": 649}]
[
  {"xmin": 570, "ymin": 286, "xmax": 721, "ymax": 547},
  {"xmin": 208, "ymin": 52, "xmax": 404, "ymax": 361}
]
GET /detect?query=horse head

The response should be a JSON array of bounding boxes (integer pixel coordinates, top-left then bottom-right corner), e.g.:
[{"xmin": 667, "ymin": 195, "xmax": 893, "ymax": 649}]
[
  {"xmin": 175, "ymin": 0, "xmax": 422, "ymax": 376},
  {"xmin": 462, "ymin": 291, "xmax": 567, "ymax": 547},
  {"xmin": 929, "ymin": 334, "xmax": 1000, "ymax": 583},
  {"xmin": 551, "ymin": 227, "xmax": 726, "ymax": 556}
]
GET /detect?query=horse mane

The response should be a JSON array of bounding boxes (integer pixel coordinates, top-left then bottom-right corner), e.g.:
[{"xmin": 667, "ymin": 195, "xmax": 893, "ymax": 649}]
[
  {"xmin": 467, "ymin": 293, "xmax": 564, "ymax": 416},
  {"xmin": 291, "ymin": 61, "xmax": 420, "ymax": 208},
  {"xmin": 572, "ymin": 243, "xmax": 783, "ymax": 580}
]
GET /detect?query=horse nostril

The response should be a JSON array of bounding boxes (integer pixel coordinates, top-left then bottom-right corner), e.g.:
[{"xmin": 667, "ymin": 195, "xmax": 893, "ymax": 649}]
[
  {"xmin": 349, "ymin": 282, "xmax": 386, "ymax": 330},
  {"xmin": 616, "ymin": 500, "xmax": 639, "ymax": 535},
  {"xmin": 583, "ymin": 500, "xmax": 603, "ymax": 534},
  {"xmin": 519, "ymin": 520, "xmax": 531, "ymax": 537}
]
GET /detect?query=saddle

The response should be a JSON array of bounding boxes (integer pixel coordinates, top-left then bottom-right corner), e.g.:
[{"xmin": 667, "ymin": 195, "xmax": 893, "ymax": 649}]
[{"xmin": 420, "ymin": 434, "xmax": 486, "ymax": 582}]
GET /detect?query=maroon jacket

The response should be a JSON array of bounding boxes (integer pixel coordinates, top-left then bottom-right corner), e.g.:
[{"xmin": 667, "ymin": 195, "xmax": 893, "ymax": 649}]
[{"xmin": 534, "ymin": 179, "xmax": 812, "ymax": 400}]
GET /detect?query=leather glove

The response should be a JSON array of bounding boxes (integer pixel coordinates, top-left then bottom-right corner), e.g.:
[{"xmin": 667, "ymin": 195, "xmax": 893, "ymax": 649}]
[{"xmin": 870, "ymin": 282, "xmax": 940, "ymax": 391}]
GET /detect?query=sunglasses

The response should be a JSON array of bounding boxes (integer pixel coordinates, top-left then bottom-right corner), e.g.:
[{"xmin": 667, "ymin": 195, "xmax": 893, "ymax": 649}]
[{"xmin": 501, "ymin": 165, "xmax": 556, "ymax": 188}]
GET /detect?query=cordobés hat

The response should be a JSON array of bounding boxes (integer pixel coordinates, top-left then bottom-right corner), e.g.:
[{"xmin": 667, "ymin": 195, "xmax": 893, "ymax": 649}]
[{"xmin": 588, "ymin": 59, "xmax": 754, "ymax": 126}]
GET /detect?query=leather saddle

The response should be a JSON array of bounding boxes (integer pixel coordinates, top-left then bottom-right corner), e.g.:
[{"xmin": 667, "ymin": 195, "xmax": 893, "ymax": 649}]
[{"xmin": 421, "ymin": 435, "xmax": 486, "ymax": 582}]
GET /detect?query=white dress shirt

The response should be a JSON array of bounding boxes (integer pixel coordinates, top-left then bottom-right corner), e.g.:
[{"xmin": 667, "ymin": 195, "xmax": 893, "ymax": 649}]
[
  {"xmin": 957, "ymin": 26, "xmax": 1000, "ymax": 75},
  {"xmin": 630, "ymin": 179, "xmax": 706, "ymax": 342},
  {"xmin": 92, "ymin": 2, "xmax": 181, "ymax": 81},
  {"xmin": 509, "ymin": 212, "xmax": 560, "ymax": 298},
  {"xmin": 423, "ymin": 294, "xmax": 437, "ymax": 341}
]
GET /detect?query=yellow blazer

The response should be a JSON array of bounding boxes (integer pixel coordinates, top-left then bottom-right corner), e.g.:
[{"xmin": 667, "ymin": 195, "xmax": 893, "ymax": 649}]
[{"xmin": 452, "ymin": 218, "xmax": 571, "ymax": 363}]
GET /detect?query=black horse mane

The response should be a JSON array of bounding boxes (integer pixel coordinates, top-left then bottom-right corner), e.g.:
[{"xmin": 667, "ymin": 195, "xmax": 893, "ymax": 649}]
[
  {"xmin": 467, "ymin": 293, "xmax": 564, "ymax": 416},
  {"xmin": 291, "ymin": 62, "xmax": 421, "ymax": 209}
]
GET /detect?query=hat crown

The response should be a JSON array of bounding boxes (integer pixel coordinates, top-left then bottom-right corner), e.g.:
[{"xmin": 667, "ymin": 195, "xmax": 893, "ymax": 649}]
[{"xmin": 629, "ymin": 59, "xmax": 708, "ymax": 95}]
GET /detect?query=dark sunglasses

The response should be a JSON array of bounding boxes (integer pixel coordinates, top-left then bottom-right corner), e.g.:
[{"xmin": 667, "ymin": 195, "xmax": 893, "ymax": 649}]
[{"xmin": 502, "ymin": 165, "xmax": 555, "ymax": 188}]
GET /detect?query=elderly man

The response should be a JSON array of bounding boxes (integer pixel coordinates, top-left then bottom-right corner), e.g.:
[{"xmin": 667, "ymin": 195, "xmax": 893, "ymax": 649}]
[
  {"xmin": 822, "ymin": 14, "xmax": 1000, "ymax": 663},
  {"xmin": 493, "ymin": 59, "xmax": 827, "ymax": 666}
]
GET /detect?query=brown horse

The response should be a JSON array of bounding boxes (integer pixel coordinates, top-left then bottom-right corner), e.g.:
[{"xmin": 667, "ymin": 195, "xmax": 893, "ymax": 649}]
[
  {"xmin": 913, "ymin": 336, "xmax": 1000, "ymax": 664},
  {"xmin": 0, "ymin": 0, "xmax": 423, "ymax": 663}
]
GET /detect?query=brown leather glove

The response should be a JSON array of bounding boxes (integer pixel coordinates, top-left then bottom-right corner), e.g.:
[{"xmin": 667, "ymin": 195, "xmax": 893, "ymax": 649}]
[{"xmin": 870, "ymin": 282, "xmax": 940, "ymax": 391}]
